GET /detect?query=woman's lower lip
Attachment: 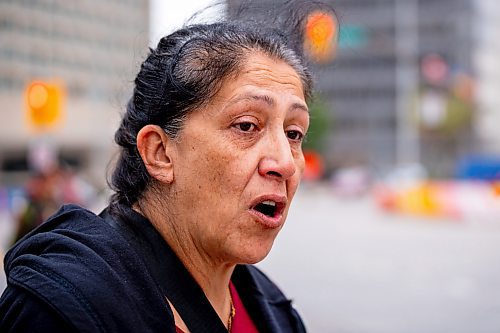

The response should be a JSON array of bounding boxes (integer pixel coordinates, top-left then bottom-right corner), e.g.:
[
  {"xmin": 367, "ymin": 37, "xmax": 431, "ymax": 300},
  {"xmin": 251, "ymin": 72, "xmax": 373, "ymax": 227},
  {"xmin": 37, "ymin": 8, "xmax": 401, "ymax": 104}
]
[{"xmin": 248, "ymin": 209, "xmax": 283, "ymax": 229}]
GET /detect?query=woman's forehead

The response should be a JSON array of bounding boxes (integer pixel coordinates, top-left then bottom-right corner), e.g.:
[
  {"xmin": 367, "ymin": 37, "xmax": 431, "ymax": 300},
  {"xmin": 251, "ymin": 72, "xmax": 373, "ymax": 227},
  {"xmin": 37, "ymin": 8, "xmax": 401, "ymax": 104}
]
[{"xmin": 218, "ymin": 53, "xmax": 306, "ymax": 102}]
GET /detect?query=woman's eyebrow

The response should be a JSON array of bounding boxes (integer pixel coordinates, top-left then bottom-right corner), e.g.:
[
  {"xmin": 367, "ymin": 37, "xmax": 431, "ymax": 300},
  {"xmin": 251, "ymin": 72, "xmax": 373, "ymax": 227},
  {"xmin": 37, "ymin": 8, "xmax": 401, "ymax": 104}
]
[
  {"xmin": 250, "ymin": 94, "xmax": 275, "ymax": 107},
  {"xmin": 290, "ymin": 102, "xmax": 309, "ymax": 114}
]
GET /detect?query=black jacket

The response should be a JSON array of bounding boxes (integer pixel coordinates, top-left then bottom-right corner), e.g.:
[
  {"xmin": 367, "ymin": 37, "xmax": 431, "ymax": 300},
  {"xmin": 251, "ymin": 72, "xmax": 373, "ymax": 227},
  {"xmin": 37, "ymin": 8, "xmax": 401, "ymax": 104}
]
[{"xmin": 0, "ymin": 204, "xmax": 306, "ymax": 333}]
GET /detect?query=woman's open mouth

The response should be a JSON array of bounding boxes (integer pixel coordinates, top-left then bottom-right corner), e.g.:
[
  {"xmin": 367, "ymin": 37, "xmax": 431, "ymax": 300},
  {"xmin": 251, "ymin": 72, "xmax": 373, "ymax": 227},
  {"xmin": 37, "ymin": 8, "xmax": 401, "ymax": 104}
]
[{"xmin": 249, "ymin": 197, "xmax": 286, "ymax": 228}]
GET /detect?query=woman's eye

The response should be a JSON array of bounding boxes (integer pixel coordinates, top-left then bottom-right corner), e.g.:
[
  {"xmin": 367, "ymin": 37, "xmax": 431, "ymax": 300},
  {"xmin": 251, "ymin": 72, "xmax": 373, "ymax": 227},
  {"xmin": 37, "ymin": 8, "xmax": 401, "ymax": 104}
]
[
  {"xmin": 235, "ymin": 122, "xmax": 256, "ymax": 132},
  {"xmin": 286, "ymin": 130, "xmax": 304, "ymax": 141}
]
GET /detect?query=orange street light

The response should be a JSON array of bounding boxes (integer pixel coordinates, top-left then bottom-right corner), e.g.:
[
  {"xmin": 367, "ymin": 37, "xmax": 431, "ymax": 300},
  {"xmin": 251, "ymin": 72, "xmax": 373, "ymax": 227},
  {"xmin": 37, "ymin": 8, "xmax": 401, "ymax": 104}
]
[{"xmin": 25, "ymin": 80, "xmax": 64, "ymax": 131}]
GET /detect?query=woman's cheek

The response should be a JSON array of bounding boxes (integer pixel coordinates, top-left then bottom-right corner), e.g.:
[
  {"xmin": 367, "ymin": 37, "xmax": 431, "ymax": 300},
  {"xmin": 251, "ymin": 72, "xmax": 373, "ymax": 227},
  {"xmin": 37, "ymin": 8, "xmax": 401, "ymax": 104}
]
[{"xmin": 295, "ymin": 153, "xmax": 306, "ymax": 175}]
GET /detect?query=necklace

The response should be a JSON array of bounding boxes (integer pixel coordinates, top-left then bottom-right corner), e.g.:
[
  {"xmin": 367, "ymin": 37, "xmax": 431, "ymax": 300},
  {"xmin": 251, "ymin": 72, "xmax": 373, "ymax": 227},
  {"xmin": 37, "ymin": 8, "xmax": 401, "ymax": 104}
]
[{"xmin": 227, "ymin": 293, "xmax": 236, "ymax": 332}]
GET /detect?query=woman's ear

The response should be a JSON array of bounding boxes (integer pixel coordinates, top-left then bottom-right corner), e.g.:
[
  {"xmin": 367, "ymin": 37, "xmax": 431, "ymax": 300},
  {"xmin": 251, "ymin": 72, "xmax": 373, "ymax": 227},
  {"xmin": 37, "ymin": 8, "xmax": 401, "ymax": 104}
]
[{"xmin": 136, "ymin": 125, "xmax": 175, "ymax": 184}]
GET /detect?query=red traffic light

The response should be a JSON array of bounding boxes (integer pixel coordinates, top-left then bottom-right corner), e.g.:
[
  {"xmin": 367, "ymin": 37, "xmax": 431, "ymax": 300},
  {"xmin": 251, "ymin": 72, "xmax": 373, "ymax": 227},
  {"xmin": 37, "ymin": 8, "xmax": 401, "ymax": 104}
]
[{"xmin": 304, "ymin": 11, "xmax": 337, "ymax": 63}]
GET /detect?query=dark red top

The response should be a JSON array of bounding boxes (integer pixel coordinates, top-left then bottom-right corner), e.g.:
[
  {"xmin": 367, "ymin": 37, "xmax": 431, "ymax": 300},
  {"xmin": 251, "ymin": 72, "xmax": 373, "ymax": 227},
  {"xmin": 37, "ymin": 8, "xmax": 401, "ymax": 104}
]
[
  {"xmin": 175, "ymin": 281, "xmax": 259, "ymax": 333},
  {"xmin": 229, "ymin": 281, "xmax": 259, "ymax": 332}
]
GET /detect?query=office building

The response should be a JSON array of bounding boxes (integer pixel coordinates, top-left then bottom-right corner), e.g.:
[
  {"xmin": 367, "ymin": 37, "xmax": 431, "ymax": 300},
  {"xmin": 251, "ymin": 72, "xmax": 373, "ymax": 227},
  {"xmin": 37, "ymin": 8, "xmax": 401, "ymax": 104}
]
[
  {"xmin": 228, "ymin": 0, "xmax": 498, "ymax": 177},
  {"xmin": 0, "ymin": 0, "xmax": 149, "ymax": 185}
]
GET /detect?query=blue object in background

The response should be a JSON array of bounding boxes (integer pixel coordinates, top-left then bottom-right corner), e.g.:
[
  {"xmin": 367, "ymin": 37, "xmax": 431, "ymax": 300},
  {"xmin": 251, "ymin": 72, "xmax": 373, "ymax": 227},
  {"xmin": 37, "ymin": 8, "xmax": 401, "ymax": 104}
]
[
  {"xmin": 0, "ymin": 186, "xmax": 26, "ymax": 215},
  {"xmin": 456, "ymin": 155, "xmax": 500, "ymax": 181}
]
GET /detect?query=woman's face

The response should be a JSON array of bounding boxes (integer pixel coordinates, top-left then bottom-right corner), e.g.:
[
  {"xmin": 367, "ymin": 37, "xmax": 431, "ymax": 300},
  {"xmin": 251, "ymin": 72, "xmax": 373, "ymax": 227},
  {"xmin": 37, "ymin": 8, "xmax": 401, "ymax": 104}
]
[{"xmin": 169, "ymin": 52, "xmax": 309, "ymax": 264}]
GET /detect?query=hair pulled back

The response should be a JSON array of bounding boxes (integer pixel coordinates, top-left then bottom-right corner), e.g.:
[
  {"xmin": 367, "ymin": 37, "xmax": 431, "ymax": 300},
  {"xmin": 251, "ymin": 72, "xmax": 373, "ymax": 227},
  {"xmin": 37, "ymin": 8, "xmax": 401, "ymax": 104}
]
[{"xmin": 109, "ymin": 3, "xmax": 330, "ymax": 211}]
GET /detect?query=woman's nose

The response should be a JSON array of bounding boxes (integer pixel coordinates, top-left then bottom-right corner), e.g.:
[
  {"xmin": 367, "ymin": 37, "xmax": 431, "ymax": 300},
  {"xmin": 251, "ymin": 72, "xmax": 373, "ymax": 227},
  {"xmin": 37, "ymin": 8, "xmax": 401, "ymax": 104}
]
[{"xmin": 258, "ymin": 132, "xmax": 296, "ymax": 181}]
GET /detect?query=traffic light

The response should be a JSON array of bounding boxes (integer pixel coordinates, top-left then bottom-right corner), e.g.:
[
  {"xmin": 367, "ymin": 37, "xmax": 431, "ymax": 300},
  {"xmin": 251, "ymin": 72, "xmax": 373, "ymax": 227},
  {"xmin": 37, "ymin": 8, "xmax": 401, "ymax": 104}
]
[
  {"xmin": 25, "ymin": 80, "xmax": 64, "ymax": 130},
  {"xmin": 304, "ymin": 11, "xmax": 338, "ymax": 63}
]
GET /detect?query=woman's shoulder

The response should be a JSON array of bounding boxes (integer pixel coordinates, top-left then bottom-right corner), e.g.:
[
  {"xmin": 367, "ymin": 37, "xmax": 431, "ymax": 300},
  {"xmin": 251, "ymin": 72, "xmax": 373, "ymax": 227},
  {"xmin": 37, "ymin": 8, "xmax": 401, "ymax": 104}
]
[
  {"xmin": 2, "ymin": 204, "xmax": 174, "ymax": 332},
  {"xmin": 9, "ymin": 203, "xmax": 112, "ymax": 251},
  {"xmin": 4, "ymin": 204, "xmax": 126, "ymax": 280}
]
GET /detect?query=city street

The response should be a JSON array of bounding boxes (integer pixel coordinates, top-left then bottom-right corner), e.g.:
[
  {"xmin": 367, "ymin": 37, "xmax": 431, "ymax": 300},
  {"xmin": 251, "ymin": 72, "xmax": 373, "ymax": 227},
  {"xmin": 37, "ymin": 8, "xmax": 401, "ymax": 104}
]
[
  {"xmin": 259, "ymin": 185, "xmax": 500, "ymax": 333},
  {"xmin": 1, "ymin": 185, "xmax": 500, "ymax": 332},
  {"xmin": 2, "ymin": 0, "xmax": 500, "ymax": 331}
]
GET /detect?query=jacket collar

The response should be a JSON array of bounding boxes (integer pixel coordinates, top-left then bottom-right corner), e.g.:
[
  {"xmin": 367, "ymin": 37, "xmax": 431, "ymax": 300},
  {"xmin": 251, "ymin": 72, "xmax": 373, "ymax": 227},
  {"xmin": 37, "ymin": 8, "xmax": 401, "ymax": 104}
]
[{"xmin": 101, "ymin": 204, "xmax": 285, "ymax": 333}]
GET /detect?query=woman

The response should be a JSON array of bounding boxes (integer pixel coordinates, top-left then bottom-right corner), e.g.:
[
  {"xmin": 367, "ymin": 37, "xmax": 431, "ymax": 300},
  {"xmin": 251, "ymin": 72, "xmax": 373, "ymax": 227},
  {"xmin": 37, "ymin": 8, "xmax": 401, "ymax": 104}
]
[{"xmin": 0, "ymin": 6, "xmax": 328, "ymax": 332}]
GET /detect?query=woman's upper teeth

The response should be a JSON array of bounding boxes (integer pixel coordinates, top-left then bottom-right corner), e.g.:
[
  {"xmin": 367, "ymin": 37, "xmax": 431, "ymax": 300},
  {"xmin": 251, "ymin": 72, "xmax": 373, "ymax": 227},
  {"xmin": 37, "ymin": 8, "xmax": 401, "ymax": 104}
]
[{"xmin": 262, "ymin": 200, "xmax": 276, "ymax": 206}]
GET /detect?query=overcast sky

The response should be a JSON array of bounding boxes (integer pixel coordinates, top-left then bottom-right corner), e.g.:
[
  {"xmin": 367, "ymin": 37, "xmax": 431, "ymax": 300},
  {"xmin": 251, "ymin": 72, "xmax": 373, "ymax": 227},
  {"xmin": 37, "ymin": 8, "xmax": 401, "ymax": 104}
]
[{"xmin": 149, "ymin": 0, "xmax": 224, "ymax": 46}]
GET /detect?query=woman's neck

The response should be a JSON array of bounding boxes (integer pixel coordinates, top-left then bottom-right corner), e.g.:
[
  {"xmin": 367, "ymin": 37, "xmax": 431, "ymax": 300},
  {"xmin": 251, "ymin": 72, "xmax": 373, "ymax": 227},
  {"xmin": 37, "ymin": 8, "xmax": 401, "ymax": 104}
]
[
  {"xmin": 169, "ymin": 226, "xmax": 235, "ymax": 306},
  {"xmin": 134, "ymin": 200, "xmax": 235, "ymax": 328}
]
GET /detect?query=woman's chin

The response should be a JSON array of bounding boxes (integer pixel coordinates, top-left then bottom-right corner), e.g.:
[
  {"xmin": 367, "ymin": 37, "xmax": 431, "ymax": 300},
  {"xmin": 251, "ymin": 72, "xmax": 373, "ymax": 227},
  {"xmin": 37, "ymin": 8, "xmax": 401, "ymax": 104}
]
[{"xmin": 230, "ymin": 242, "xmax": 275, "ymax": 265}]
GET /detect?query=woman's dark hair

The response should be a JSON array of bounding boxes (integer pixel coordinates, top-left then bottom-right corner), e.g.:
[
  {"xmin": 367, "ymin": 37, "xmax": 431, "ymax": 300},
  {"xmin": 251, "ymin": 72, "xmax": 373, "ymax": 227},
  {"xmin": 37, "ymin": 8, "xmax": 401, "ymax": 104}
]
[{"xmin": 109, "ymin": 2, "xmax": 334, "ymax": 212}]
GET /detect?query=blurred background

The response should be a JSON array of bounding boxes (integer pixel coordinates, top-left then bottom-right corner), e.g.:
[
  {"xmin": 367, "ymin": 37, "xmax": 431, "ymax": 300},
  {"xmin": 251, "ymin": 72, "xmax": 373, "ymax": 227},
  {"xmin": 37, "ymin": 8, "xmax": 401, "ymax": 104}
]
[{"xmin": 1, "ymin": 0, "xmax": 500, "ymax": 332}]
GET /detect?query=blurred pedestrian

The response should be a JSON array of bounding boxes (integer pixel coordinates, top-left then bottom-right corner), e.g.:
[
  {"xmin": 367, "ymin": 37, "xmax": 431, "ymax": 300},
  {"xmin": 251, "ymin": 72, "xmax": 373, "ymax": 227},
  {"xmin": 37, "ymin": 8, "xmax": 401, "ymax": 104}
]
[
  {"xmin": 13, "ymin": 141, "xmax": 94, "ymax": 244},
  {"xmin": 0, "ymin": 2, "xmax": 335, "ymax": 332},
  {"xmin": 15, "ymin": 166, "xmax": 73, "ymax": 242}
]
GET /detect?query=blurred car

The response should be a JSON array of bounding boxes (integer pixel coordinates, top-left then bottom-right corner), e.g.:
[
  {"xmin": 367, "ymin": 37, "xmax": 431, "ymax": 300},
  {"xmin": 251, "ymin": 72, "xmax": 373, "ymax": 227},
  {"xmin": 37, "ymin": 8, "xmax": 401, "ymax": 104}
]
[{"xmin": 330, "ymin": 166, "xmax": 372, "ymax": 197}]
